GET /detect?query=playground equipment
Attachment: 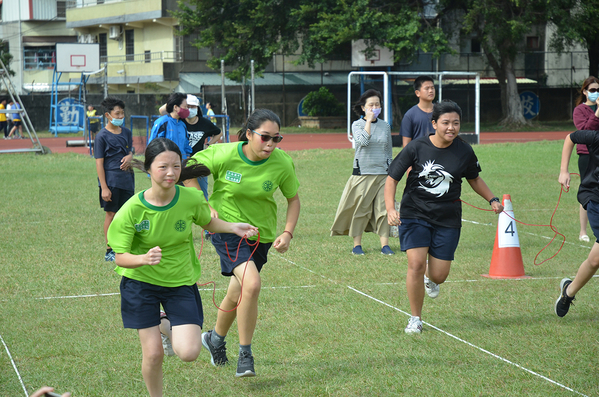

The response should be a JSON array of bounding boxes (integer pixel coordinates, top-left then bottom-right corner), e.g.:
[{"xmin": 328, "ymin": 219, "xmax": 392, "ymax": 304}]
[{"xmin": 0, "ymin": 58, "xmax": 46, "ymax": 155}]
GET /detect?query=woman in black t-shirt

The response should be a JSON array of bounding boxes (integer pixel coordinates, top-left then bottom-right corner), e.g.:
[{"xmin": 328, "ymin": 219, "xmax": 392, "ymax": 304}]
[{"xmin": 384, "ymin": 100, "xmax": 503, "ymax": 334}]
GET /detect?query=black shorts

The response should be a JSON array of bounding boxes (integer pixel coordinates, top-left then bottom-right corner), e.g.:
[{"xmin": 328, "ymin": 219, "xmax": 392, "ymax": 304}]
[
  {"xmin": 12, "ymin": 120, "xmax": 21, "ymax": 127},
  {"xmin": 90, "ymin": 122, "xmax": 100, "ymax": 133},
  {"xmin": 211, "ymin": 233, "xmax": 272, "ymax": 276},
  {"xmin": 99, "ymin": 186, "xmax": 134, "ymax": 213},
  {"xmin": 120, "ymin": 277, "xmax": 204, "ymax": 329}
]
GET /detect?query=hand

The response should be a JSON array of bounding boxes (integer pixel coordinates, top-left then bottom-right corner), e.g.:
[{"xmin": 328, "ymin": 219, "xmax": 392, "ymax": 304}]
[
  {"xmin": 273, "ymin": 232, "xmax": 292, "ymax": 253},
  {"xmin": 364, "ymin": 108, "xmax": 375, "ymax": 122},
  {"xmin": 387, "ymin": 208, "xmax": 401, "ymax": 226},
  {"xmin": 120, "ymin": 154, "xmax": 132, "ymax": 170},
  {"xmin": 209, "ymin": 205, "xmax": 219, "ymax": 219},
  {"xmin": 558, "ymin": 171, "xmax": 571, "ymax": 189},
  {"xmin": 232, "ymin": 223, "xmax": 259, "ymax": 239},
  {"xmin": 491, "ymin": 202, "xmax": 504, "ymax": 214},
  {"xmin": 30, "ymin": 386, "xmax": 71, "ymax": 397},
  {"xmin": 101, "ymin": 187, "xmax": 112, "ymax": 202},
  {"xmin": 144, "ymin": 246, "xmax": 162, "ymax": 265}
]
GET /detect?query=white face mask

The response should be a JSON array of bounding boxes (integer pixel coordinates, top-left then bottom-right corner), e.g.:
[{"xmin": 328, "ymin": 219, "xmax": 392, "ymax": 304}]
[{"xmin": 188, "ymin": 108, "xmax": 198, "ymax": 118}]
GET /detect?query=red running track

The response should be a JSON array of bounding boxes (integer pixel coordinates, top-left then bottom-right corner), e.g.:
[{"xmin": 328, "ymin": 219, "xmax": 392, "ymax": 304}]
[{"xmin": 0, "ymin": 131, "xmax": 571, "ymax": 155}]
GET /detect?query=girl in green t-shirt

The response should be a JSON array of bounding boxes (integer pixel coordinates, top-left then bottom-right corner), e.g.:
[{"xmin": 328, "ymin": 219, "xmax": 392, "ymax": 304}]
[
  {"xmin": 184, "ymin": 109, "xmax": 300, "ymax": 378},
  {"xmin": 109, "ymin": 137, "xmax": 258, "ymax": 397}
]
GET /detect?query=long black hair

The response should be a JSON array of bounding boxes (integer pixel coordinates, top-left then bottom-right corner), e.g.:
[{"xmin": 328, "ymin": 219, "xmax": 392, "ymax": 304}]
[
  {"xmin": 131, "ymin": 138, "xmax": 210, "ymax": 181},
  {"xmin": 237, "ymin": 109, "xmax": 281, "ymax": 141},
  {"xmin": 353, "ymin": 89, "xmax": 382, "ymax": 116},
  {"xmin": 166, "ymin": 93, "xmax": 187, "ymax": 113}
]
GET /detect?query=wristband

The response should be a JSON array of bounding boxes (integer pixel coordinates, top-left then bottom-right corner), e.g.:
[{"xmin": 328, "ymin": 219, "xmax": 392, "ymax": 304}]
[
  {"xmin": 283, "ymin": 230, "xmax": 293, "ymax": 239},
  {"xmin": 489, "ymin": 197, "xmax": 500, "ymax": 205}
]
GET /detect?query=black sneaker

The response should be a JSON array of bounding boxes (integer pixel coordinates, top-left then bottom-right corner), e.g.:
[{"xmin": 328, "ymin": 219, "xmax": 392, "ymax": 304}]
[
  {"xmin": 236, "ymin": 351, "xmax": 256, "ymax": 377},
  {"xmin": 202, "ymin": 330, "xmax": 228, "ymax": 366},
  {"xmin": 555, "ymin": 278, "xmax": 575, "ymax": 317}
]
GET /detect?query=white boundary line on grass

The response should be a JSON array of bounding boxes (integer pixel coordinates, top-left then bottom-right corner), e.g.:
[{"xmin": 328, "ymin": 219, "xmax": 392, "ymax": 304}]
[
  {"xmin": 347, "ymin": 287, "xmax": 588, "ymax": 397},
  {"xmin": 275, "ymin": 254, "xmax": 589, "ymax": 397},
  {"xmin": 0, "ymin": 333, "xmax": 29, "ymax": 397}
]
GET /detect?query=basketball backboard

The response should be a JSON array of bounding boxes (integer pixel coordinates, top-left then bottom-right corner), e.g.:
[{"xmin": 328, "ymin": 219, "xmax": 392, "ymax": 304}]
[
  {"xmin": 351, "ymin": 40, "xmax": 394, "ymax": 67},
  {"xmin": 56, "ymin": 43, "xmax": 100, "ymax": 73}
]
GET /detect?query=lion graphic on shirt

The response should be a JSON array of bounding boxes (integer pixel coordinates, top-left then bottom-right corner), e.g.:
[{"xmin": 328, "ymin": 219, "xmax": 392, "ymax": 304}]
[{"xmin": 417, "ymin": 160, "xmax": 453, "ymax": 197}]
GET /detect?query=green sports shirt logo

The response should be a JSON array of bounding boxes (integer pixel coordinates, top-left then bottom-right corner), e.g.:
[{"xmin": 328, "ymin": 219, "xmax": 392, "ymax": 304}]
[
  {"xmin": 262, "ymin": 180, "xmax": 274, "ymax": 192},
  {"xmin": 135, "ymin": 220, "xmax": 150, "ymax": 232},
  {"xmin": 226, "ymin": 170, "xmax": 242, "ymax": 183},
  {"xmin": 175, "ymin": 220, "xmax": 186, "ymax": 232}
]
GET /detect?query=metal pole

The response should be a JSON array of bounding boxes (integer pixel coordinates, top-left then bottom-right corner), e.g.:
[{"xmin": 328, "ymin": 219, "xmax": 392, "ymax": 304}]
[
  {"xmin": 251, "ymin": 60, "xmax": 255, "ymax": 113},
  {"xmin": 475, "ymin": 73, "xmax": 480, "ymax": 144},
  {"xmin": 221, "ymin": 59, "xmax": 226, "ymax": 115}
]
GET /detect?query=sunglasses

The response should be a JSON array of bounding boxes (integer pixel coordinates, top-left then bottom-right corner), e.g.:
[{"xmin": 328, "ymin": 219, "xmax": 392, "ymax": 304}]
[
  {"xmin": 252, "ymin": 130, "xmax": 283, "ymax": 143},
  {"xmin": 587, "ymin": 88, "xmax": 599, "ymax": 93}
]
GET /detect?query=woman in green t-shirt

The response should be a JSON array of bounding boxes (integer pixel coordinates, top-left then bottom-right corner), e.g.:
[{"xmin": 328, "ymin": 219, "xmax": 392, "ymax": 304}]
[
  {"xmin": 185, "ymin": 109, "xmax": 301, "ymax": 378},
  {"xmin": 108, "ymin": 137, "xmax": 257, "ymax": 397}
]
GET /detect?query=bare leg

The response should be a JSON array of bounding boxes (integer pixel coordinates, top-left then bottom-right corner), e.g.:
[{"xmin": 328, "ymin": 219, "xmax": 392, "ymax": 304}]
[
  {"xmin": 138, "ymin": 327, "xmax": 164, "ymax": 397},
  {"xmin": 567, "ymin": 242, "xmax": 599, "ymax": 297},
  {"xmin": 214, "ymin": 261, "xmax": 261, "ymax": 346},
  {"xmin": 379, "ymin": 235, "xmax": 389, "ymax": 248},
  {"xmin": 104, "ymin": 211, "xmax": 116, "ymax": 246},
  {"xmin": 406, "ymin": 247, "xmax": 428, "ymax": 318},
  {"xmin": 352, "ymin": 235, "xmax": 362, "ymax": 248},
  {"xmin": 170, "ymin": 324, "xmax": 202, "ymax": 362},
  {"xmin": 580, "ymin": 205, "xmax": 589, "ymax": 239},
  {"xmin": 426, "ymin": 256, "xmax": 452, "ymax": 285}
]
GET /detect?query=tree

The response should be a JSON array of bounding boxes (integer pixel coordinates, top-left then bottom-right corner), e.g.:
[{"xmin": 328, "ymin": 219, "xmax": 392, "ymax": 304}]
[
  {"xmin": 173, "ymin": 0, "xmax": 453, "ymax": 82},
  {"xmin": 547, "ymin": 0, "xmax": 599, "ymax": 78},
  {"xmin": 454, "ymin": 0, "xmax": 549, "ymax": 127},
  {"xmin": 0, "ymin": 41, "xmax": 15, "ymax": 76}
]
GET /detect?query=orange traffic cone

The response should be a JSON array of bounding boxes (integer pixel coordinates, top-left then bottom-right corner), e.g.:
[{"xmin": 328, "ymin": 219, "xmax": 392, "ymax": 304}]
[{"xmin": 482, "ymin": 194, "xmax": 530, "ymax": 279}]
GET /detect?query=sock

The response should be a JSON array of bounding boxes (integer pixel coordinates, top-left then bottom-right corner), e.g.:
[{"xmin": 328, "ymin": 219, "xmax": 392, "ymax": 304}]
[
  {"xmin": 239, "ymin": 344, "xmax": 252, "ymax": 355},
  {"xmin": 106, "ymin": 247, "xmax": 112, "ymax": 254},
  {"xmin": 211, "ymin": 330, "xmax": 226, "ymax": 347}
]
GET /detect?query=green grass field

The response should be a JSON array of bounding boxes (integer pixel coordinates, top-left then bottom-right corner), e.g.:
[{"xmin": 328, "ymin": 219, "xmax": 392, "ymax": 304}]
[{"xmin": 1, "ymin": 140, "xmax": 597, "ymax": 396}]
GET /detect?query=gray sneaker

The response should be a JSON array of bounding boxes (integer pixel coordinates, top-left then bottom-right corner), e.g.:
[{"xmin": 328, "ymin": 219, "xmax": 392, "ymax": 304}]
[
  {"xmin": 424, "ymin": 275, "xmax": 440, "ymax": 299},
  {"xmin": 235, "ymin": 351, "xmax": 256, "ymax": 377},
  {"xmin": 555, "ymin": 278, "xmax": 575, "ymax": 317},
  {"xmin": 202, "ymin": 330, "xmax": 228, "ymax": 366},
  {"xmin": 161, "ymin": 333, "xmax": 175, "ymax": 356}
]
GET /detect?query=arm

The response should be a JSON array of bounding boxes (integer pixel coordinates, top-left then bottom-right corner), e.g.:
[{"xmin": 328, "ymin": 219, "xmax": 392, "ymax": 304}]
[
  {"xmin": 202, "ymin": 217, "xmax": 258, "ymax": 238},
  {"xmin": 352, "ymin": 120, "xmax": 371, "ymax": 147},
  {"xmin": 559, "ymin": 134, "xmax": 575, "ymax": 189},
  {"xmin": 120, "ymin": 152, "xmax": 133, "ymax": 170},
  {"xmin": 273, "ymin": 193, "xmax": 300, "ymax": 253},
  {"xmin": 158, "ymin": 104, "xmax": 167, "ymax": 116},
  {"xmin": 467, "ymin": 177, "xmax": 504, "ymax": 214},
  {"xmin": 206, "ymin": 131, "xmax": 223, "ymax": 145},
  {"xmin": 402, "ymin": 136, "xmax": 412, "ymax": 147},
  {"xmin": 95, "ymin": 158, "xmax": 111, "ymax": 202},
  {"xmin": 115, "ymin": 246, "xmax": 162, "ymax": 269},
  {"xmin": 385, "ymin": 176, "xmax": 401, "ymax": 225}
]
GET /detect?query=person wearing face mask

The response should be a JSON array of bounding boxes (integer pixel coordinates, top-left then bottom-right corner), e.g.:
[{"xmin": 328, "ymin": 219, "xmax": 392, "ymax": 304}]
[
  {"xmin": 158, "ymin": 95, "xmax": 222, "ymax": 200},
  {"xmin": 572, "ymin": 76, "xmax": 599, "ymax": 243},
  {"xmin": 331, "ymin": 89, "xmax": 395, "ymax": 255},
  {"xmin": 94, "ymin": 96, "xmax": 134, "ymax": 262},
  {"xmin": 149, "ymin": 92, "xmax": 193, "ymax": 159}
]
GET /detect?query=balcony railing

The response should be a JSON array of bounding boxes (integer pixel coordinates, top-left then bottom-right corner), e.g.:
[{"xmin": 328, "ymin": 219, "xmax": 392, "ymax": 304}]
[
  {"xmin": 66, "ymin": 0, "xmax": 123, "ymax": 9},
  {"xmin": 103, "ymin": 51, "xmax": 182, "ymax": 64}
]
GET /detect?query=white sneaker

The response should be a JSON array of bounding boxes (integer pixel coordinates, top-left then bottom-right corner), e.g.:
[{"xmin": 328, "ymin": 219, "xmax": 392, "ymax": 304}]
[
  {"xmin": 405, "ymin": 316, "xmax": 423, "ymax": 334},
  {"xmin": 161, "ymin": 333, "xmax": 175, "ymax": 356},
  {"xmin": 424, "ymin": 275, "xmax": 440, "ymax": 299},
  {"xmin": 579, "ymin": 235, "xmax": 590, "ymax": 242}
]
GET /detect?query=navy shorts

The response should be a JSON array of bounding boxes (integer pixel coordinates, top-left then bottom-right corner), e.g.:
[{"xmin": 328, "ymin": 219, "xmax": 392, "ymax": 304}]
[
  {"xmin": 398, "ymin": 218, "xmax": 461, "ymax": 261},
  {"xmin": 211, "ymin": 233, "xmax": 273, "ymax": 276},
  {"xmin": 99, "ymin": 186, "xmax": 134, "ymax": 213},
  {"xmin": 585, "ymin": 201, "xmax": 599, "ymax": 243},
  {"xmin": 120, "ymin": 277, "xmax": 204, "ymax": 329}
]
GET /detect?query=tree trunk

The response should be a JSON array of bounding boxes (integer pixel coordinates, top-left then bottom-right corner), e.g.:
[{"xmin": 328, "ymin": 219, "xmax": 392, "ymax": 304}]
[
  {"xmin": 498, "ymin": 60, "xmax": 527, "ymax": 127},
  {"xmin": 587, "ymin": 40, "xmax": 599, "ymax": 78}
]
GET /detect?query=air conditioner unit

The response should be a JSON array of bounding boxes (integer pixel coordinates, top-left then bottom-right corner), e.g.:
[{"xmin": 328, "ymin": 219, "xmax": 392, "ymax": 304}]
[{"xmin": 109, "ymin": 26, "xmax": 121, "ymax": 40}]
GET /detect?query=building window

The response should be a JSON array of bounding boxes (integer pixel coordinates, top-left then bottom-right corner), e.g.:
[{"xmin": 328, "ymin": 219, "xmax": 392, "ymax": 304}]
[
  {"xmin": 471, "ymin": 39, "xmax": 481, "ymax": 53},
  {"xmin": 57, "ymin": 1, "xmax": 66, "ymax": 18},
  {"xmin": 145, "ymin": 50, "xmax": 151, "ymax": 63},
  {"xmin": 99, "ymin": 33, "xmax": 107, "ymax": 62},
  {"xmin": 24, "ymin": 46, "xmax": 56, "ymax": 70},
  {"xmin": 183, "ymin": 33, "xmax": 199, "ymax": 61},
  {"xmin": 526, "ymin": 36, "xmax": 540, "ymax": 50},
  {"xmin": 125, "ymin": 30, "xmax": 134, "ymax": 61}
]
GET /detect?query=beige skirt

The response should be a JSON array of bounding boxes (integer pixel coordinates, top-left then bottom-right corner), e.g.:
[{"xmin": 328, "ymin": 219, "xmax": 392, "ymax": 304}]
[{"xmin": 330, "ymin": 174, "xmax": 389, "ymax": 238}]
